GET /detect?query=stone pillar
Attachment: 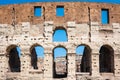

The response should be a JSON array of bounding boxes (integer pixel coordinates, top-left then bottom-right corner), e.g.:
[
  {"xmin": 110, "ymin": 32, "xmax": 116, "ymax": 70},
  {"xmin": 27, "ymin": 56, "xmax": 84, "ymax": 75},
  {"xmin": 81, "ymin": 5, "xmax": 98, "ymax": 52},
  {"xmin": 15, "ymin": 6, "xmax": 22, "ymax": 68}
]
[
  {"xmin": 0, "ymin": 54, "xmax": 6, "ymax": 80},
  {"xmin": 20, "ymin": 46, "xmax": 31, "ymax": 79},
  {"xmin": 0, "ymin": 46, "xmax": 8, "ymax": 80},
  {"xmin": 67, "ymin": 21, "xmax": 76, "ymax": 43},
  {"xmin": 114, "ymin": 52, "xmax": 120, "ymax": 77},
  {"xmin": 91, "ymin": 53, "xmax": 100, "ymax": 76},
  {"xmin": 44, "ymin": 47, "xmax": 53, "ymax": 80},
  {"xmin": 67, "ymin": 21, "xmax": 76, "ymax": 80},
  {"xmin": 112, "ymin": 23, "xmax": 120, "ymax": 77},
  {"xmin": 43, "ymin": 21, "xmax": 53, "ymax": 80},
  {"xmin": 44, "ymin": 21, "xmax": 53, "ymax": 43},
  {"xmin": 67, "ymin": 53, "xmax": 76, "ymax": 80}
]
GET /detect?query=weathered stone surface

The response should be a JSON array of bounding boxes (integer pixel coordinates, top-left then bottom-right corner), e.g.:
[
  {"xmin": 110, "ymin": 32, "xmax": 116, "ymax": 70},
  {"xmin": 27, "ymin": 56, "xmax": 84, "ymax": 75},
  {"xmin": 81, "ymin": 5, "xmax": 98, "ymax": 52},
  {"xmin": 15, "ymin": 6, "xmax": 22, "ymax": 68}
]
[{"xmin": 0, "ymin": 2, "xmax": 120, "ymax": 80}]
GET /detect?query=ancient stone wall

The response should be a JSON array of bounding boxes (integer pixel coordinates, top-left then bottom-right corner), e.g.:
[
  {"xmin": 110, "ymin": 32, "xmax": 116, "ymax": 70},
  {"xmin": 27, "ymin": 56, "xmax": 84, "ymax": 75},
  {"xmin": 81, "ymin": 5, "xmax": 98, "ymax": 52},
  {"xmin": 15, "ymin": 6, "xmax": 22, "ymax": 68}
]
[
  {"xmin": 0, "ymin": 2, "xmax": 120, "ymax": 24},
  {"xmin": 0, "ymin": 2, "xmax": 120, "ymax": 80}
]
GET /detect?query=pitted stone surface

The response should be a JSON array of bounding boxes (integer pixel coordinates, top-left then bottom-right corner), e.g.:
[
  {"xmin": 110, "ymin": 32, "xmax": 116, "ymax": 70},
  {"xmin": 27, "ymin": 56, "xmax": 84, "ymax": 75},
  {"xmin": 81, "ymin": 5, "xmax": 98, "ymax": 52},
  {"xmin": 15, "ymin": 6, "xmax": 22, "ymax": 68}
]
[{"xmin": 0, "ymin": 2, "xmax": 120, "ymax": 80}]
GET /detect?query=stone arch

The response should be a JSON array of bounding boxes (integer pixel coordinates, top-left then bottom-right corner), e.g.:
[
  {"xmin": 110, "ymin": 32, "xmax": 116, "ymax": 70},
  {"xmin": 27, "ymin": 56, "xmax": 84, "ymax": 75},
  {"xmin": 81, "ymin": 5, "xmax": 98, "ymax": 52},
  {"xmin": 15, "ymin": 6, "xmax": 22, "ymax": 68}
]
[
  {"xmin": 76, "ymin": 44, "xmax": 91, "ymax": 73},
  {"xmin": 30, "ymin": 43, "xmax": 44, "ymax": 70},
  {"xmin": 99, "ymin": 44, "xmax": 114, "ymax": 73},
  {"xmin": 53, "ymin": 46, "xmax": 68, "ymax": 78},
  {"xmin": 53, "ymin": 27, "xmax": 68, "ymax": 42},
  {"xmin": 6, "ymin": 44, "xmax": 21, "ymax": 72}
]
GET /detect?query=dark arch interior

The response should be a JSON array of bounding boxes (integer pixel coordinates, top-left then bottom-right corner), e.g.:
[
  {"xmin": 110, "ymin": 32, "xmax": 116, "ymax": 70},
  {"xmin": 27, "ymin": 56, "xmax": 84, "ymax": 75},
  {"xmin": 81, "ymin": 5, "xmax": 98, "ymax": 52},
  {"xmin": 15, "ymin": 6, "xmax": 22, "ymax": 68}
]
[
  {"xmin": 30, "ymin": 45, "xmax": 44, "ymax": 70},
  {"xmin": 53, "ymin": 47, "xmax": 67, "ymax": 78},
  {"xmin": 99, "ymin": 45, "xmax": 114, "ymax": 73},
  {"xmin": 8, "ymin": 46, "xmax": 21, "ymax": 72},
  {"xmin": 31, "ymin": 47, "xmax": 38, "ymax": 69},
  {"xmin": 76, "ymin": 45, "xmax": 91, "ymax": 73}
]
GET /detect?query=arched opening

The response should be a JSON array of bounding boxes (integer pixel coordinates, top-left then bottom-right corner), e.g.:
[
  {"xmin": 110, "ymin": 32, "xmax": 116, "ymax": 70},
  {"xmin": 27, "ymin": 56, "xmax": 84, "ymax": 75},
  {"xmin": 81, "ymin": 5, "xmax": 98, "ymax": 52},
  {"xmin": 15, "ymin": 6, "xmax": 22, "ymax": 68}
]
[
  {"xmin": 76, "ymin": 45, "xmax": 91, "ymax": 73},
  {"xmin": 53, "ymin": 28, "xmax": 68, "ymax": 42},
  {"xmin": 99, "ymin": 45, "xmax": 114, "ymax": 73},
  {"xmin": 7, "ymin": 45, "xmax": 21, "ymax": 72},
  {"xmin": 30, "ymin": 45, "xmax": 44, "ymax": 70},
  {"xmin": 53, "ymin": 47, "xmax": 67, "ymax": 78}
]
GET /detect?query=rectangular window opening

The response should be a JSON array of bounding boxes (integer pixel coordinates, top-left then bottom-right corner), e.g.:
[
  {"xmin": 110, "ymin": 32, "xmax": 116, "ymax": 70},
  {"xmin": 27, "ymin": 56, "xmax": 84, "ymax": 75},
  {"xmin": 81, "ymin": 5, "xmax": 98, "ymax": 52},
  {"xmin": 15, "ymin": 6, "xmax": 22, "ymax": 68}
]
[
  {"xmin": 56, "ymin": 6, "xmax": 64, "ymax": 17},
  {"xmin": 101, "ymin": 9, "xmax": 109, "ymax": 24},
  {"xmin": 34, "ymin": 6, "xmax": 42, "ymax": 17}
]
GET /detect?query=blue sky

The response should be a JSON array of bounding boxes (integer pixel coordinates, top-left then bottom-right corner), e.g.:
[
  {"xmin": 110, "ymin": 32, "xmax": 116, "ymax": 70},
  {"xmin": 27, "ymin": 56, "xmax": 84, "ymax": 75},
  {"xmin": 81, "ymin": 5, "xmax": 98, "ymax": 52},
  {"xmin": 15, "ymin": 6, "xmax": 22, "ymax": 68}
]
[
  {"xmin": 34, "ymin": 7, "xmax": 42, "ymax": 17},
  {"xmin": 53, "ymin": 29, "xmax": 67, "ymax": 42},
  {"xmin": 0, "ymin": 0, "xmax": 120, "ymax": 5},
  {"xmin": 54, "ymin": 47, "xmax": 67, "ymax": 58},
  {"xmin": 35, "ymin": 46, "xmax": 44, "ymax": 58},
  {"xmin": 101, "ymin": 9, "xmax": 109, "ymax": 24},
  {"xmin": 76, "ymin": 46, "xmax": 85, "ymax": 55}
]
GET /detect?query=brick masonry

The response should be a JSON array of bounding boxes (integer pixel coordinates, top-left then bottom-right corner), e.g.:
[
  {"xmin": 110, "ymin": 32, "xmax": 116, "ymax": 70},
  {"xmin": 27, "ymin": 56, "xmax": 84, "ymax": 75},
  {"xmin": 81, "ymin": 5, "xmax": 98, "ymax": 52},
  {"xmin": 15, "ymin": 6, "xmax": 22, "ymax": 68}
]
[{"xmin": 0, "ymin": 2, "xmax": 120, "ymax": 80}]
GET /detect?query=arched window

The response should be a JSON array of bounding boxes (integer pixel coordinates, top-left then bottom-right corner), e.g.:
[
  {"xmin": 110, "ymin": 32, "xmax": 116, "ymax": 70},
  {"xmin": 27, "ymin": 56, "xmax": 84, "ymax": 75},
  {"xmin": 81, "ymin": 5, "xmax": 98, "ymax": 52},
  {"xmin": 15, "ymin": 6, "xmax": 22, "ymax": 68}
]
[
  {"xmin": 30, "ymin": 45, "xmax": 44, "ymax": 70},
  {"xmin": 76, "ymin": 45, "xmax": 91, "ymax": 73},
  {"xmin": 53, "ymin": 29, "xmax": 68, "ymax": 42},
  {"xmin": 53, "ymin": 47, "xmax": 67, "ymax": 78},
  {"xmin": 7, "ymin": 45, "xmax": 21, "ymax": 72},
  {"xmin": 99, "ymin": 45, "xmax": 114, "ymax": 73}
]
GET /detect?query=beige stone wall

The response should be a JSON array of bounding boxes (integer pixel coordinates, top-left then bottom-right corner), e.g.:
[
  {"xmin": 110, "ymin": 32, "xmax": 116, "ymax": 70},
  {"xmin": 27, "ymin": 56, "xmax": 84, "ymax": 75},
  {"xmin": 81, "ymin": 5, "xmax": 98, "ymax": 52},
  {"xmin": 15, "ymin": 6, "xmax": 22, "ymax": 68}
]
[{"xmin": 0, "ymin": 2, "xmax": 120, "ymax": 80}]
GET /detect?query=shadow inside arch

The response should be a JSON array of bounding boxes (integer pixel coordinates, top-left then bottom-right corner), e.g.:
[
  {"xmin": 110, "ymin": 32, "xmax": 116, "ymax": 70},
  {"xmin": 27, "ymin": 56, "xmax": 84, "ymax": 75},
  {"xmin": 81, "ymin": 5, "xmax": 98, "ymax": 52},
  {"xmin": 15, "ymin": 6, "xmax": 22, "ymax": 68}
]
[{"xmin": 6, "ymin": 45, "xmax": 21, "ymax": 72}]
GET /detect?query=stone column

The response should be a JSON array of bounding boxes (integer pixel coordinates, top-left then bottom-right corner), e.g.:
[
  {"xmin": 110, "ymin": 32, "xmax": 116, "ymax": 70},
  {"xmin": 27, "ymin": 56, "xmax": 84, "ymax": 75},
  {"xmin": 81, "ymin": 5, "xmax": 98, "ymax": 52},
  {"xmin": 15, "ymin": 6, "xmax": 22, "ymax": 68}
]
[
  {"xmin": 90, "ymin": 22, "xmax": 100, "ymax": 77},
  {"xmin": 20, "ymin": 46, "xmax": 31, "ymax": 79},
  {"xmin": 91, "ymin": 53, "xmax": 100, "ymax": 76},
  {"xmin": 114, "ymin": 52, "xmax": 120, "ymax": 77},
  {"xmin": 0, "ymin": 46, "xmax": 8, "ymax": 80},
  {"xmin": 43, "ymin": 21, "xmax": 53, "ymax": 80},
  {"xmin": 67, "ymin": 21, "xmax": 76, "ymax": 80},
  {"xmin": 44, "ymin": 47, "xmax": 53, "ymax": 80},
  {"xmin": 67, "ymin": 53, "xmax": 76, "ymax": 80},
  {"xmin": 112, "ymin": 23, "xmax": 120, "ymax": 77},
  {"xmin": 0, "ymin": 54, "xmax": 6, "ymax": 80},
  {"xmin": 44, "ymin": 21, "xmax": 53, "ymax": 43},
  {"xmin": 67, "ymin": 21, "xmax": 76, "ymax": 43}
]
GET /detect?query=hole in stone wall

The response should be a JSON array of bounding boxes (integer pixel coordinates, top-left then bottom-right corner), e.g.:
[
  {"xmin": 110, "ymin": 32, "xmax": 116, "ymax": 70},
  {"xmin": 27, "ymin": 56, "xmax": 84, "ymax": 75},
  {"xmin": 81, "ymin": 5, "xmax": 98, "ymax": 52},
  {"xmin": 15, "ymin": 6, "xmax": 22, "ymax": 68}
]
[
  {"xmin": 34, "ymin": 6, "xmax": 42, "ymax": 17},
  {"xmin": 53, "ymin": 28, "xmax": 68, "ymax": 42},
  {"xmin": 56, "ymin": 6, "xmax": 64, "ymax": 17},
  {"xmin": 99, "ymin": 45, "xmax": 114, "ymax": 73},
  {"xmin": 30, "ymin": 45, "xmax": 44, "ymax": 70},
  {"xmin": 76, "ymin": 45, "xmax": 91, "ymax": 73},
  {"xmin": 25, "ymin": 36, "xmax": 28, "ymax": 38},
  {"xmin": 101, "ymin": 9, "xmax": 109, "ymax": 24},
  {"xmin": 7, "ymin": 45, "xmax": 21, "ymax": 72},
  {"xmin": 53, "ymin": 47, "xmax": 67, "ymax": 78}
]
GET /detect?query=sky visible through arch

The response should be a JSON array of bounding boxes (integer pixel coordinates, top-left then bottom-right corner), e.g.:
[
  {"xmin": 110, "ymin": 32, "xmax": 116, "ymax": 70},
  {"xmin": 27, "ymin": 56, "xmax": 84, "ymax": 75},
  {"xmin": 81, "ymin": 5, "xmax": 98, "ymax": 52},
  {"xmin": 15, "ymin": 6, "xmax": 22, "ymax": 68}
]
[
  {"xmin": 54, "ymin": 46, "xmax": 85, "ymax": 58},
  {"xmin": 16, "ymin": 30, "xmax": 85, "ymax": 57},
  {"xmin": 53, "ymin": 29, "xmax": 68, "ymax": 42}
]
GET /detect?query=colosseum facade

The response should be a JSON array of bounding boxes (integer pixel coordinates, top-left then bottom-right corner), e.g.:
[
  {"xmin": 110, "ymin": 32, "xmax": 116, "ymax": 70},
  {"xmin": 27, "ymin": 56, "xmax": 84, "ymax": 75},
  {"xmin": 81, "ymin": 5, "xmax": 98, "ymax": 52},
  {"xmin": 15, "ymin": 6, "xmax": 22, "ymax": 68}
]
[{"xmin": 0, "ymin": 1, "xmax": 120, "ymax": 80}]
